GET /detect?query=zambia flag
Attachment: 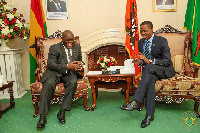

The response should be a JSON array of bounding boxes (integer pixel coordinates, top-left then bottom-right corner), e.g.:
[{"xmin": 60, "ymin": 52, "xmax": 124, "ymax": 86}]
[
  {"xmin": 125, "ymin": 0, "xmax": 141, "ymax": 85},
  {"xmin": 29, "ymin": 0, "xmax": 48, "ymax": 84},
  {"xmin": 184, "ymin": 0, "xmax": 200, "ymax": 65}
]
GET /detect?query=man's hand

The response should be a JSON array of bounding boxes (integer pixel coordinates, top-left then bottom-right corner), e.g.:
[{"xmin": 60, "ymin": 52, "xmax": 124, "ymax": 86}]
[
  {"xmin": 133, "ymin": 52, "xmax": 150, "ymax": 64},
  {"xmin": 67, "ymin": 61, "xmax": 83, "ymax": 71}
]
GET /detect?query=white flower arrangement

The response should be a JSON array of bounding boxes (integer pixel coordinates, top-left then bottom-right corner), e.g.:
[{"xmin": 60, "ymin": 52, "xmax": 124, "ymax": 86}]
[{"xmin": 0, "ymin": 1, "xmax": 29, "ymax": 43}]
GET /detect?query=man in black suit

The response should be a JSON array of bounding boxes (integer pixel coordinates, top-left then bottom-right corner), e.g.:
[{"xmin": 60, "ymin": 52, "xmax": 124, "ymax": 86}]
[
  {"xmin": 121, "ymin": 21, "xmax": 175, "ymax": 128},
  {"xmin": 37, "ymin": 30, "xmax": 84, "ymax": 129},
  {"xmin": 47, "ymin": 0, "xmax": 67, "ymax": 12}
]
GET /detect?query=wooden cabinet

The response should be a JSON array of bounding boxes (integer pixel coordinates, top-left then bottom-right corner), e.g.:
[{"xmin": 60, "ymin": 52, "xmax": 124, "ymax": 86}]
[{"xmin": 0, "ymin": 49, "xmax": 26, "ymax": 99}]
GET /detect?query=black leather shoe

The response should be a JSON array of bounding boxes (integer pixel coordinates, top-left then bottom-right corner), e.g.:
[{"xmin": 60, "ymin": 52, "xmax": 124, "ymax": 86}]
[
  {"xmin": 57, "ymin": 110, "xmax": 66, "ymax": 124},
  {"xmin": 120, "ymin": 100, "xmax": 141, "ymax": 111},
  {"xmin": 37, "ymin": 114, "xmax": 47, "ymax": 129},
  {"xmin": 141, "ymin": 116, "xmax": 154, "ymax": 128}
]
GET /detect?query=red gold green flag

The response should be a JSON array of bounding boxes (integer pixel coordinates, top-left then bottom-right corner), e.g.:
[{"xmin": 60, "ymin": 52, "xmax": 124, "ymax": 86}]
[
  {"xmin": 125, "ymin": 0, "xmax": 141, "ymax": 85},
  {"xmin": 29, "ymin": 0, "xmax": 48, "ymax": 84}
]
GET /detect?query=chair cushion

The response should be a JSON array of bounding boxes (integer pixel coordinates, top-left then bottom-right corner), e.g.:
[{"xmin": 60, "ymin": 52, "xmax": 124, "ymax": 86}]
[
  {"xmin": 30, "ymin": 79, "xmax": 88, "ymax": 95},
  {"xmin": 155, "ymin": 74, "xmax": 200, "ymax": 96},
  {"xmin": 171, "ymin": 55, "xmax": 184, "ymax": 74}
]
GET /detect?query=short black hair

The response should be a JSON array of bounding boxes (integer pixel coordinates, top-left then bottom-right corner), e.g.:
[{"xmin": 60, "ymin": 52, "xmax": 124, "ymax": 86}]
[{"xmin": 140, "ymin": 21, "xmax": 153, "ymax": 29}]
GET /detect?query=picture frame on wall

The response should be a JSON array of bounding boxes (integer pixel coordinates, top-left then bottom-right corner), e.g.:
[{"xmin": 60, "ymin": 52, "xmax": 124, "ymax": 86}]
[
  {"xmin": 153, "ymin": 0, "xmax": 177, "ymax": 12},
  {"xmin": 46, "ymin": 0, "xmax": 68, "ymax": 19}
]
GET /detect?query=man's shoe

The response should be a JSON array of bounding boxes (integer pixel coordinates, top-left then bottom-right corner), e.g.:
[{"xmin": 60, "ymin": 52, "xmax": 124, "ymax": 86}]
[
  {"xmin": 37, "ymin": 114, "xmax": 47, "ymax": 129},
  {"xmin": 120, "ymin": 100, "xmax": 141, "ymax": 111},
  {"xmin": 141, "ymin": 116, "xmax": 154, "ymax": 128},
  {"xmin": 57, "ymin": 110, "xmax": 66, "ymax": 124}
]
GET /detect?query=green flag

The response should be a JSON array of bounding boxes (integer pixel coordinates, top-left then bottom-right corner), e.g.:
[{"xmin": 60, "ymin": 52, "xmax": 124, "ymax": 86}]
[{"xmin": 184, "ymin": 0, "xmax": 200, "ymax": 65}]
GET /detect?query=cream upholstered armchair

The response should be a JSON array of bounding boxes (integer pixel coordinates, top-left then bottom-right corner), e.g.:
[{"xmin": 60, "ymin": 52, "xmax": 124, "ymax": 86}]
[
  {"xmin": 30, "ymin": 31, "xmax": 90, "ymax": 117},
  {"xmin": 151, "ymin": 25, "xmax": 200, "ymax": 117}
]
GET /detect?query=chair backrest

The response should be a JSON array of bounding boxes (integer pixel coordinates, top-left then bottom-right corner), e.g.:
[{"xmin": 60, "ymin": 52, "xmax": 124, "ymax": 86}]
[
  {"xmin": 155, "ymin": 25, "xmax": 189, "ymax": 74},
  {"xmin": 42, "ymin": 38, "xmax": 62, "ymax": 59},
  {"xmin": 156, "ymin": 33, "xmax": 186, "ymax": 56}
]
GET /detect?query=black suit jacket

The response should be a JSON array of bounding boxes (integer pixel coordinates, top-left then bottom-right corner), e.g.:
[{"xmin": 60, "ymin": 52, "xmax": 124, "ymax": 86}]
[
  {"xmin": 47, "ymin": 1, "xmax": 67, "ymax": 12},
  {"xmin": 40, "ymin": 42, "xmax": 83, "ymax": 83},
  {"xmin": 138, "ymin": 35, "xmax": 175, "ymax": 78}
]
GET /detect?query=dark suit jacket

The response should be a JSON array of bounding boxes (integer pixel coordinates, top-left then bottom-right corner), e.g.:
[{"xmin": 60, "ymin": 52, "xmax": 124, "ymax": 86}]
[
  {"xmin": 40, "ymin": 42, "xmax": 83, "ymax": 83},
  {"xmin": 138, "ymin": 35, "xmax": 175, "ymax": 78},
  {"xmin": 47, "ymin": 1, "xmax": 67, "ymax": 12}
]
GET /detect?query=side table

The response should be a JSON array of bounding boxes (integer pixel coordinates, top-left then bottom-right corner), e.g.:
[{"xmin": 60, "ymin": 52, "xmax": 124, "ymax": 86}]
[
  {"xmin": 86, "ymin": 72, "xmax": 135, "ymax": 111},
  {"xmin": 0, "ymin": 81, "xmax": 15, "ymax": 118}
]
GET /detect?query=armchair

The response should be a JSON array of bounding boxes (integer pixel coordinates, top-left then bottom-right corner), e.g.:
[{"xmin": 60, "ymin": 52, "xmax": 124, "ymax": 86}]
[
  {"xmin": 151, "ymin": 25, "xmax": 200, "ymax": 117},
  {"xmin": 30, "ymin": 31, "xmax": 90, "ymax": 117}
]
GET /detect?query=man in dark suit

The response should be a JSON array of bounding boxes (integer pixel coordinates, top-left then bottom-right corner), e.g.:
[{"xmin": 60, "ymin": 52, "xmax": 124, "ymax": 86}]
[
  {"xmin": 120, "ymin": 21, "xmax": 175, "ymax": 128},
  {"xmin": 47, "ymin": 0, "xmax": 67, "ymax": 12},
  {"xmin": 37, "ymin": 30, "xmax": 84, "ymax": 129}
]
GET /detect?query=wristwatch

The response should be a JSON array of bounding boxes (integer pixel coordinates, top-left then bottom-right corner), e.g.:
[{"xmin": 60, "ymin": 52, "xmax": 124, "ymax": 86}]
[{"xmin": 149, "ymin": 59, "xmax": 153, "ymax": 64}]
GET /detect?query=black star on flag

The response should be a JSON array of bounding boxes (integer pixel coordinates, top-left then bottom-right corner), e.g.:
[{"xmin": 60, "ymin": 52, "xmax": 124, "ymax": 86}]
[{"xmin": 29, "ymin": 36, "xmax": 38, "ymax": 57}]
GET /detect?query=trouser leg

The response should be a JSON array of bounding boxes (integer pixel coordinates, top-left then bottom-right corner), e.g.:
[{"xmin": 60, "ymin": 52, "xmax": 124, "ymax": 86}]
[
  {"xmin": 133, "ymin": 64, "xmax": 167, "ymax": 116},
  {"xmin": 38, "ymin": 77, "xmax": 59, "ymax": 115},
  {"xmin": 60, "ymin": 73, "xmax": 78, "ymax": 111},
  {"xmin": 145, "ymin": 75, "xmax": 158, "ymax": 116},
  {"xmin": 133, "ymin": 64, "xmax": 155, "ymax": 103}
]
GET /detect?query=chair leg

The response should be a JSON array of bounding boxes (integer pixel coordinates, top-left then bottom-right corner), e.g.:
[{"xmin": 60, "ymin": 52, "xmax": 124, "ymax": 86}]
[
  {"xmin": 33, "ymin": 98, "xmax": 39, "ymax": 118},
  {"xmin": 194, "ymin": 97, "xmax": 200, "ymax": 118},
  {"xmin": 83, "ymin": 94, "xmax": 90, "ymax": 111}
]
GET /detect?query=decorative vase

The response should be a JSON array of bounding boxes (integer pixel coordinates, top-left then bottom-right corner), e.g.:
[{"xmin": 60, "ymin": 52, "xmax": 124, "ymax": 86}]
[{"xmin": 0, "ymin": 39, "xmax": 10, "ymax": 50}]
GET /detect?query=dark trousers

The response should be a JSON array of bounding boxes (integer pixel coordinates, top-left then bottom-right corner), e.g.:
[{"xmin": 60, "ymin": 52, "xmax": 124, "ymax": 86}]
[
  {"xmin": 133, "ymin": 64, "xmax": 168, "ymax": 116},
  {"xmin": 38, "ymin": 72, "xmax": 77, "ymax": 115}
]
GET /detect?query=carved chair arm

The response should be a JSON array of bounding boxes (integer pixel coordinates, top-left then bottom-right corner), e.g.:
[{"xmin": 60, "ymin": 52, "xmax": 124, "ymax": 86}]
[
  {"xmin": 34, "ymin": 68, "xmax": 41, "ymax": 82},
  {"xmin": 34, "ymin": 67, "xmax": 45, "ymax": 82}
]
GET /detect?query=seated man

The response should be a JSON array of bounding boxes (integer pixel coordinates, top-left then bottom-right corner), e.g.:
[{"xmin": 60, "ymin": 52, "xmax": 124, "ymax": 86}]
[
  {"xmin": 120, "ymin": 21, "xmax": 175, "ymax": 128},
  {"xmin": 37, "ymin": 30, "xmax": 84, "ymax": 129}
]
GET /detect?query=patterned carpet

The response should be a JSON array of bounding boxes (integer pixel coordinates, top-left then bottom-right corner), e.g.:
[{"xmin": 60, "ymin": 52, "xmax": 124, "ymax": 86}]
[{"xmin": 0, "ymin": 89, "xmax": 199, "ymax": 133}]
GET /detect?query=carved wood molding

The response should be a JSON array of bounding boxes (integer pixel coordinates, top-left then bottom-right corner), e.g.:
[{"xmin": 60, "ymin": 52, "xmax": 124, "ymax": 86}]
[
  {"xmin": 155, "ymin": 25, "xmax": 182, "ymax": 34},
  {"xmin": 48, "ymin": 30, "xmax": 62, "ymax": 38}
]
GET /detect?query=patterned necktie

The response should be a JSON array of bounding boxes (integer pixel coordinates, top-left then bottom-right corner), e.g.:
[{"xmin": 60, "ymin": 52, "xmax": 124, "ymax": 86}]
[
  {"xmin": 145, "ymin": 41, "xmax": 150, "ymax": 59},
  {"xmin": 57, "ymin": 3, "xmax": 61, "ymax": 12},
  {"xmin": 68, "ymin": 49, "xmax": 72, "ymax": 62}
]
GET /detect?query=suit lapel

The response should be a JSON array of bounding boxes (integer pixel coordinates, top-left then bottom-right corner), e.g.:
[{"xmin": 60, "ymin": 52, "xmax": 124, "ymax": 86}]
[
  {"xmin": 139, "ymin": 38, "xmax": 145, "ymax": 53},
  {"xmin": 72, "ymin": 45, "xmax": 76, "ymax": 61},
  {"xmin": 151, "ymin": 35, "xmax": 157, "ymax": 55},
  {"xmin": 59, "ymin": 43, "xmax": 68, "ymax": 63}
]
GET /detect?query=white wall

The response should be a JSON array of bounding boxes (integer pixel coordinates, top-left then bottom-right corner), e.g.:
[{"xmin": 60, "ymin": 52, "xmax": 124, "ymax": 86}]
[
  {"xmin": 5, "ymin": 0, "xmax": 191, "ymax": 89},
  {"xmin": 7, "ymin": 0, "xmax": 187, "ymax": 36}
]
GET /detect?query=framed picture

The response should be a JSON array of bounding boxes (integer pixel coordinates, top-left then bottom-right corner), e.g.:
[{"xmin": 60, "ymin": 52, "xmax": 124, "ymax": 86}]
[
  {"xmin": 153, "ymin": 0, "xmax": 177, "ymax": 12},
  {"xmin": 46, "ymin": 0, "xmax": 68, "ymax": 19}
]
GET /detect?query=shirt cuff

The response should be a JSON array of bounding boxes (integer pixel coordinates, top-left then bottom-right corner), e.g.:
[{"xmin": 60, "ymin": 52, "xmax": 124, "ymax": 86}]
[{"xmin": 153, "ymin": 59, "xmax": 156, "ymax": 64}]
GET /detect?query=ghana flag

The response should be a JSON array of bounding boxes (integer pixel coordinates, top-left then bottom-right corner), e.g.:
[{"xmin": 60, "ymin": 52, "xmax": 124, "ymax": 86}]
[
  {"xmin": 184, "ymin": 0, "xmax": 200, "ymax": 66},
  {"xmin": 125, "ymin": 0, "xmax": 141, "ymax": 85},
  {"xmin": 29, "ymin": 0, "xmax": 48, "ymax": 84}
]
